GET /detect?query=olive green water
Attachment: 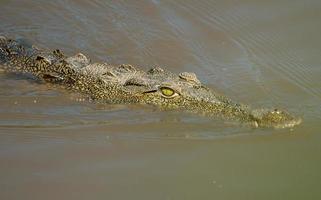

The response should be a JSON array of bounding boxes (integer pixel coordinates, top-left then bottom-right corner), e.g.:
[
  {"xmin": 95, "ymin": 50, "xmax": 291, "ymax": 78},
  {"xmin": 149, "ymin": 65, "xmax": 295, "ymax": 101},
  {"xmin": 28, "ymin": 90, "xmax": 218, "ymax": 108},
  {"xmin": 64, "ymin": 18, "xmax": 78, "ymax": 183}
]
[{"xmin": 0, "ymin": 0, "xmax": 321, "ymax": 199}]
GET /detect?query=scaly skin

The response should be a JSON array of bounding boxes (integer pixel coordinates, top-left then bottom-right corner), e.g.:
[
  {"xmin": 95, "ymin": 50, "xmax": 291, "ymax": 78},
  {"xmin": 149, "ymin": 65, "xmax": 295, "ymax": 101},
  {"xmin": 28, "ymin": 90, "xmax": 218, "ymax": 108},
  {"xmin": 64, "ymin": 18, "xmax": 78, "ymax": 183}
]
[{"xmin": 0, "ymin": 36, "xmax": 301, "ymax": 128}]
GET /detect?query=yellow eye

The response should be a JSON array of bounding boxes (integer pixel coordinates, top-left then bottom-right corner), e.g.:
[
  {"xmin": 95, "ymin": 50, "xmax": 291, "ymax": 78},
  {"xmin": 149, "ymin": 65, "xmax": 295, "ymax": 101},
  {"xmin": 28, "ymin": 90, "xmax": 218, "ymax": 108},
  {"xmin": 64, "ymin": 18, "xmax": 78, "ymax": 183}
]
[{"xmin": 160, "ymin": 87, "xmax": 178, "ymax": 98}]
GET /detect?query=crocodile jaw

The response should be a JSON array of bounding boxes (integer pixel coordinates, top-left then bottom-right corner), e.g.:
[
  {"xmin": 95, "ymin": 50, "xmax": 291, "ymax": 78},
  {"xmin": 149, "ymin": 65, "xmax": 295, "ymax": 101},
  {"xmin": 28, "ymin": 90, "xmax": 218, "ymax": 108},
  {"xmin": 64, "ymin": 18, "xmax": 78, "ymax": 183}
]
[{"xmin": 251, "ymin": 109, "xmax": 302, "ymax": 128}]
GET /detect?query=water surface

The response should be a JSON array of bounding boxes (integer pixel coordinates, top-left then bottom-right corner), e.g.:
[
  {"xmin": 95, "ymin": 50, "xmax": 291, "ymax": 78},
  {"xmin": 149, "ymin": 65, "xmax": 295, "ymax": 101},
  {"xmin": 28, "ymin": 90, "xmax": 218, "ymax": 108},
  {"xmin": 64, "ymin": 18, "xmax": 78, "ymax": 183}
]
[{"xmin": 0, "ymin": 0, "xmax": 321, "ymax": 199}]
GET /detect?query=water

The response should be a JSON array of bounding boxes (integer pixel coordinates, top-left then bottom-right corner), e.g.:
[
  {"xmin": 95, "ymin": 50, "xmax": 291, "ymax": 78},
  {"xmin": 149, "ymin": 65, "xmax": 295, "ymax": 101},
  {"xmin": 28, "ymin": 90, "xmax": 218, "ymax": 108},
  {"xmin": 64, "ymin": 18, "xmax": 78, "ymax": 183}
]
[{"xmin": 0, "ymin": 0, "xmax": 321, "ymax": 199}]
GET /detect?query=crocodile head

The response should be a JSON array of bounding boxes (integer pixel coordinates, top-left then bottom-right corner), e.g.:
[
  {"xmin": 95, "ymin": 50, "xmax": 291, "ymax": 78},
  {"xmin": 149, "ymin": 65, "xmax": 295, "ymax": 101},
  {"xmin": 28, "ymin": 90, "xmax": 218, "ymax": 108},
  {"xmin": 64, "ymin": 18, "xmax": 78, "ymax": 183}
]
[{"xmin": 74, "ymin": 55, "xmax": 302, "ymax": 128}]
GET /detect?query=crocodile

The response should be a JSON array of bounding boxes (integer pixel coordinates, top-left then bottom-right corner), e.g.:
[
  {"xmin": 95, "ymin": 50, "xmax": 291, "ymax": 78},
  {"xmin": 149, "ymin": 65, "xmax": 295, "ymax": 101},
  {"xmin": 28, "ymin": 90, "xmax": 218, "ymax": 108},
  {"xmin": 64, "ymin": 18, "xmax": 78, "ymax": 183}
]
[{"xmin": 0, "ymin": 36, "xmax": 301, "ymax": 128}]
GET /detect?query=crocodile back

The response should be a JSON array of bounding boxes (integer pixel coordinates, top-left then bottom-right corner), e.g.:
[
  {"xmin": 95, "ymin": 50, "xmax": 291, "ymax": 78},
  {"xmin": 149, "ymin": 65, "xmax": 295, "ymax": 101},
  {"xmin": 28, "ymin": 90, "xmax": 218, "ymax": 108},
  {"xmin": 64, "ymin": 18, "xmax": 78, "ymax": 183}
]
[
  {"xmin": 0, "ymin": 36, "xmax": 11, "ymax": 64},
  {"xmin": 0, "ymin": 36, "xmax": 37, "ymax": 71}
]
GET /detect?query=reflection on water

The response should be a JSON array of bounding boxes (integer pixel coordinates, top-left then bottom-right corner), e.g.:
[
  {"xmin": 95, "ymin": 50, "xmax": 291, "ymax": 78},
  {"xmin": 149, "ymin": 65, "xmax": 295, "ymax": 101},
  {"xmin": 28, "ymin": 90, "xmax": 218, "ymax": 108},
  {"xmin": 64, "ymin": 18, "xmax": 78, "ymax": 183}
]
[{"xmin": 0, "ymin": 0, "xmax": 321, "ymax": 199}]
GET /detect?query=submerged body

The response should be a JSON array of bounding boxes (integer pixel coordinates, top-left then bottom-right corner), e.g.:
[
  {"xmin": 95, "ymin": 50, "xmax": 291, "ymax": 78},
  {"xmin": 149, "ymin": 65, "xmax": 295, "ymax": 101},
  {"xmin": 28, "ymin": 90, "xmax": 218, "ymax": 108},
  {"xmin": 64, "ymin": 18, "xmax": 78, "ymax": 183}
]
[{"xmin": 0, "ymin": 36, "xmax": 301, "ymax": 128}]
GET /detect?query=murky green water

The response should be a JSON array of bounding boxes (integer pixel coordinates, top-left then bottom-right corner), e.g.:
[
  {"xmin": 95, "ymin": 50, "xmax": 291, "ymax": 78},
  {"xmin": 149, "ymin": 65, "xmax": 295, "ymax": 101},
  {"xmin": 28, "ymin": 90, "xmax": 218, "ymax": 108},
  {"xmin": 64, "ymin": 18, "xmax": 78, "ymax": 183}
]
[{"xmin": 0, "ymin": 0, "xmax": 321, "ymax": 199}]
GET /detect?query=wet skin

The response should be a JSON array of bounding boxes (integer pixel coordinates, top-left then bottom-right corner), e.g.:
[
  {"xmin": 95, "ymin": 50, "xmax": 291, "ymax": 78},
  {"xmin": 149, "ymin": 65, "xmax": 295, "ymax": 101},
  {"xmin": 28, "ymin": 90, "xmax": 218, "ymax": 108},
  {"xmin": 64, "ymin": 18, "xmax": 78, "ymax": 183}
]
[{"xmin": 0, "ymin": 36, "xmax": 302, "ymax": 128}]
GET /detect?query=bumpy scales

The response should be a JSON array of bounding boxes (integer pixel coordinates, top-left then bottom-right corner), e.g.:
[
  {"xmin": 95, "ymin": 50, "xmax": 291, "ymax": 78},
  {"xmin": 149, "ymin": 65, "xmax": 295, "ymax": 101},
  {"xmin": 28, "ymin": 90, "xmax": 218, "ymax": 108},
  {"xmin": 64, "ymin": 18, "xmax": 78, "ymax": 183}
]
[{"xmin": 0, "ymin": 36, "xmax": 301, "ymax": 128}]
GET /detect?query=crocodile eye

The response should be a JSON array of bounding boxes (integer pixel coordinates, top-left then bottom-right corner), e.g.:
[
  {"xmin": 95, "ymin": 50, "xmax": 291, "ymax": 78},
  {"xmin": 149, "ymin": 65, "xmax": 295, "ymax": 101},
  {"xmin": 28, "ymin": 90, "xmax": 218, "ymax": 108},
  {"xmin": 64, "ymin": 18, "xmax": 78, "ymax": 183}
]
[{"xmin": 160, "ymin": 87, "xmax": 178, "ymax": 98}]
